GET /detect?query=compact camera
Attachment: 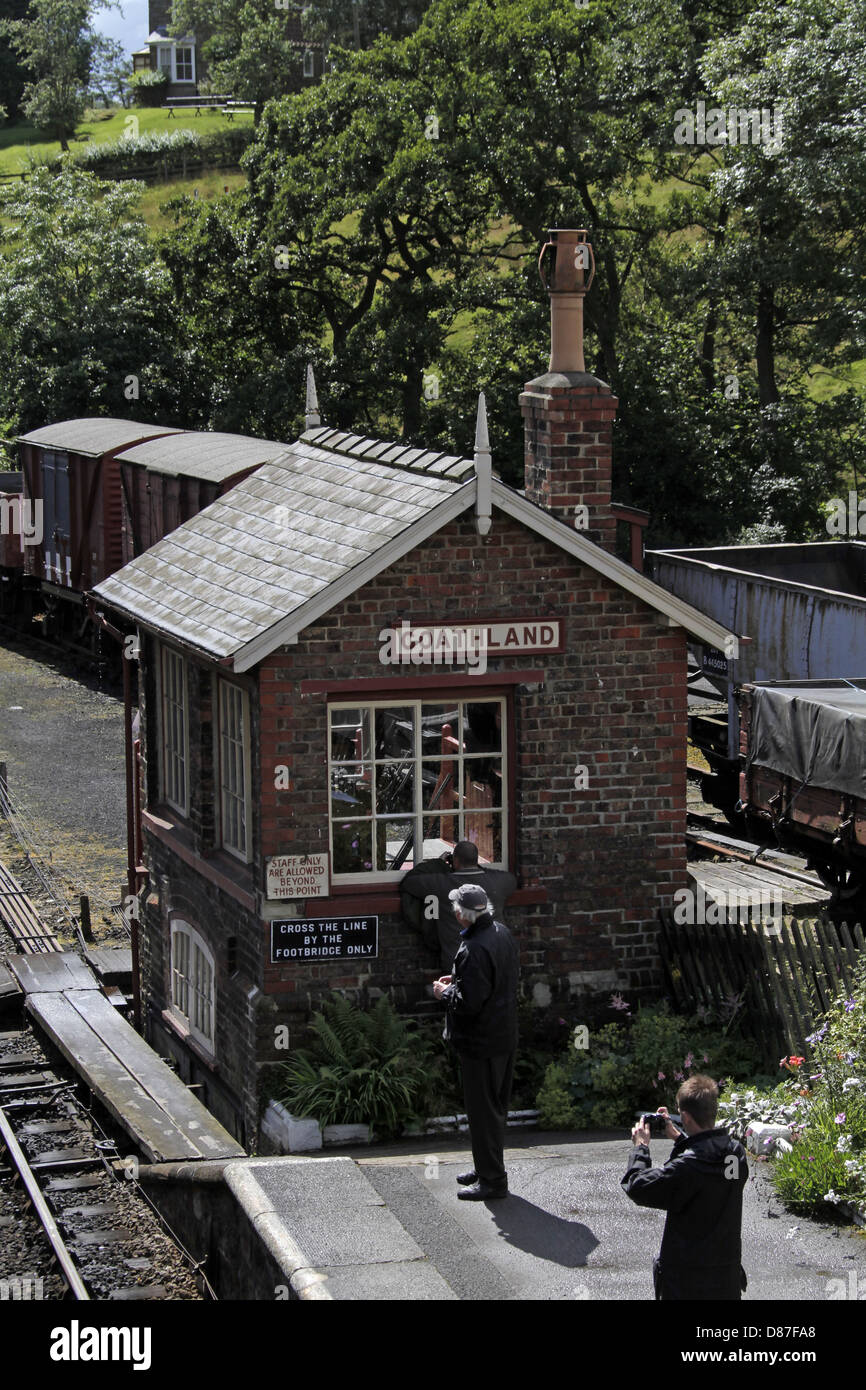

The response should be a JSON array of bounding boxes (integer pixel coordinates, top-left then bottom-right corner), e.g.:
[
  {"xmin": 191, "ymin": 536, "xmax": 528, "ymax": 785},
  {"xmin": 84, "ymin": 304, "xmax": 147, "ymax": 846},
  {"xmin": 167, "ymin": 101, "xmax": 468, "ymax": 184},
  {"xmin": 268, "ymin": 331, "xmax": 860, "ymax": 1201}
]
[{"xmin": 640, "ymin": 1111, "xmax": 680, "ymax": 1137}]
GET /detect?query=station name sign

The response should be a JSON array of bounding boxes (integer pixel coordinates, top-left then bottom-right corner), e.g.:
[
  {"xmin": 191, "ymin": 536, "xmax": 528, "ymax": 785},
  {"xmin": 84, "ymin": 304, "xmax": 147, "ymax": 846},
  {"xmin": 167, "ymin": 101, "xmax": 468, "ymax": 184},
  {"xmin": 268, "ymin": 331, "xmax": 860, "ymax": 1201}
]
[
  {"xmin": 271, "ymin": 916, "xmax": 378, "ymax": 962},
  {"xmin": 379, "ymin": 618, "xmax": 562, "ymax": 674},
  {"xmin": 266, "ymin": 853, "xmax": 329, "ymax": 900}
]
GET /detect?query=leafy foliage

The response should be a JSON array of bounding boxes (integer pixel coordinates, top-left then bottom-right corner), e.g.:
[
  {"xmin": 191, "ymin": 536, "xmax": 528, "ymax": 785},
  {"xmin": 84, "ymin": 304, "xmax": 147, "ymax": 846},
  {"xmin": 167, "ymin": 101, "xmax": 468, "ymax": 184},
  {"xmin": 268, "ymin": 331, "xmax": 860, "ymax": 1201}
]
[
  {"xmin": 535, "ymin": 1002, "xmax": 761, "ymax": 1130},
  {"xmin": 1, "ymin": 0, "xmax": 94, "ymax": 149},
  {"xmin": 719, "ymin": 963, "xmax": 866, "ymax": 1219},
  {"xmin": 0, "ymin": 167, "xmax": 182, "ymax": 433},
  {"xmin": 278, "ymin": 995, "xmax": 433, "ymax": 1135}
]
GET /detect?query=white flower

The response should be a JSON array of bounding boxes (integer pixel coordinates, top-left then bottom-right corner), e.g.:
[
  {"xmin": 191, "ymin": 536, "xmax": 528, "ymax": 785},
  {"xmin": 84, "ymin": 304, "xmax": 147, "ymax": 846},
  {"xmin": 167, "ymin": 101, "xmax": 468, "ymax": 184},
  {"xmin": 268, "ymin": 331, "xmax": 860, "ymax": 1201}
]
[
  {"xmin": 842, "ymin": 1077, "xmax": 862, "ymax": 1091},
  {"xmin": 844, "ymin": 1160, "xmax": 860, "ymax": 1174},
  {"xmin": 824, "ymin": 1190, "xmax": 839, "ymax": 1202},
  {"xmin": 837, "ymin": 1134, "xmax": 853, "ymax": 1153}
]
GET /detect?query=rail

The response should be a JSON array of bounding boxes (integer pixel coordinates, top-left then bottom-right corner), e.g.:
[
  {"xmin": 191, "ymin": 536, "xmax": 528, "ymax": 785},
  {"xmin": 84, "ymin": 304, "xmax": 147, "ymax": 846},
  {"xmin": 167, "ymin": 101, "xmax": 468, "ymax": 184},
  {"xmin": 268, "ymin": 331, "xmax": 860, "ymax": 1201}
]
[{"xmin": 0, "ymin": 1103, "xmax": 90, "ymax": 1299}]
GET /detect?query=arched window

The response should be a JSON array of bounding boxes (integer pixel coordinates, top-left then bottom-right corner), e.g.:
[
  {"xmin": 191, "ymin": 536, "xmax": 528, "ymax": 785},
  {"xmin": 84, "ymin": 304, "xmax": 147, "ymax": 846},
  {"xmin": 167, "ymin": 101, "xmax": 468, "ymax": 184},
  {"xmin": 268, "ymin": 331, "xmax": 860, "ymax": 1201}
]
[{"xmin": 170, "ymin": 921, "xmax": 215, "ymax": 1052}]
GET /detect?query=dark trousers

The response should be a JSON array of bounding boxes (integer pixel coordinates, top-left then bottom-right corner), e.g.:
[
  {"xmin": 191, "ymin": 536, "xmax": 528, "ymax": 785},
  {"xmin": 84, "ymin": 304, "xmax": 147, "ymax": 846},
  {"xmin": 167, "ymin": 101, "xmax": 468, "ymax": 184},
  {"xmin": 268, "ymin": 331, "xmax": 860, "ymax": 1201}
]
[{"xmin": 460, "ymin": 1050, "xmax": 515, "ymax": 1187}]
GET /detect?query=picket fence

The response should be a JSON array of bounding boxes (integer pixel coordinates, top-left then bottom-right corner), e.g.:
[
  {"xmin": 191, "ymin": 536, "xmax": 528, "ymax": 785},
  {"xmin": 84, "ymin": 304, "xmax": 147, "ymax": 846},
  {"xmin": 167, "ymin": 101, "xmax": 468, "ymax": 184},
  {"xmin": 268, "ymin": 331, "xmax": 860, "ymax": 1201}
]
[{"xmin": 658, "ymin": 908, "xmax": 865, "ymax": 1066}]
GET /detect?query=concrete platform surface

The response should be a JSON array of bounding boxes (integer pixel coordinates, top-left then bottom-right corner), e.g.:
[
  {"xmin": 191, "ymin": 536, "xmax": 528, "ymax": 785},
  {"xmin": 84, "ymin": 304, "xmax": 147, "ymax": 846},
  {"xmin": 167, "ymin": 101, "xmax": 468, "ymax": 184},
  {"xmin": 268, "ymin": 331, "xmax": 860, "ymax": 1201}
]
[{"xmin": 229, "ymin": 1133, "xmax": 866, "ymax": 1301}]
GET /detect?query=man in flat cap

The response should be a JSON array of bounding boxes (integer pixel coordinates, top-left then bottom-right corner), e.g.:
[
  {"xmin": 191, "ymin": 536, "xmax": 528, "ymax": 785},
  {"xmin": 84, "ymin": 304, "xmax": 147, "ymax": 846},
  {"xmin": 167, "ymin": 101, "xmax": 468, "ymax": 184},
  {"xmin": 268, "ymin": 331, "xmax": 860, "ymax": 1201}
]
[
  {"xmin": 400, "ymin": 840, "xmax": 518, "ymax": 970},
  {"xmin": 433, "ymin": 883, "xmax": 519, "ymax": 1200}
]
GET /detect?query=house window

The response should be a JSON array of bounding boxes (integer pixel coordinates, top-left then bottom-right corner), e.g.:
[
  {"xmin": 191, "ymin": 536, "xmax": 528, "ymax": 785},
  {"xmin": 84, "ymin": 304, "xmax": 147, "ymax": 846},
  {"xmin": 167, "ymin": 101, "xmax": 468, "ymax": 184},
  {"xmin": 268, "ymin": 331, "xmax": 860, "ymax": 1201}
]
[
  {"xmin": 160, "ymin": 645, "xmax": 188, "ymax": 814},
  {"xmin": 303, "ymin": 49, "xmax": 315, "ymax": 78},
  {"xmin": 174, "ymin": 45, "xmax": 194, "ymax": 82},
  {"xmin": 157, "ymin": 45, "xmax": 172, "ymax": 73},
  {"xmin": 219, "ymin": 680, "xmax": 250, "ymax": 859},
  {"xmin": 328, "ymin": 697, "xmax": 507, "ymax": 882},
  {"xmin": 170, "ymin": 921, "xmax": 215, "ymax": 1051}
]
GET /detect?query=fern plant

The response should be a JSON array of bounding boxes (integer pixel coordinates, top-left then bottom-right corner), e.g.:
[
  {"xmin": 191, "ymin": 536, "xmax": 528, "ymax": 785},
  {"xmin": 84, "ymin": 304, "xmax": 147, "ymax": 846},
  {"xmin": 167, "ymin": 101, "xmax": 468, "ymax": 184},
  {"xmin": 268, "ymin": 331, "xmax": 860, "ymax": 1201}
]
[{"xmin": 278, "ymin": 996, "xmax": 432, "ymax": 1137}]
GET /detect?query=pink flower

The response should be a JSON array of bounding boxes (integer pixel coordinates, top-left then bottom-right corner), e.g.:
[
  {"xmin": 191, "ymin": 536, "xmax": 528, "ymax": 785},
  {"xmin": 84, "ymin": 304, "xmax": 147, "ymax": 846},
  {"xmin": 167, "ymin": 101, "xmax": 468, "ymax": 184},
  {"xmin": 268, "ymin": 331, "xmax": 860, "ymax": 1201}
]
[
  {"xmin": 835, "ymin": 1113, "xmax": 846, "ymax": 1124},
  {"xmin": 702, "ymin": 1054, "xmax": 709, "ymax": 1063},
  {"xmin": 657, "ymin": 1071, "xmax": 666, "ymax": 1081},
  {"xmin": 674, "ymin": 1071, "xmax": 684, "ymax": 1081},
  {"xmin": 684, "ymin": 1052, "xmax": 694, "ymax": 1069}
]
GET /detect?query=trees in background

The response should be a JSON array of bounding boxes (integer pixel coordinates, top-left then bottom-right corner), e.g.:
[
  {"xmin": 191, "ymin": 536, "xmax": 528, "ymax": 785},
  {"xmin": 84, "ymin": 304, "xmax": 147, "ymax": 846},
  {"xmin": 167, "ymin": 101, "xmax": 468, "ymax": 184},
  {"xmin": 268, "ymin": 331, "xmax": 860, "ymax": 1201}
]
[
  {"xmin": 2, "ymin": 0, "xmax": 864, "ymax": 546},
  {"xmin": 0, "ymin": 170, "xmax": 182, "ymax": 435},
  {"xmin": 1, "ymin": 0, "xmax": 93, "ymax": 149}
]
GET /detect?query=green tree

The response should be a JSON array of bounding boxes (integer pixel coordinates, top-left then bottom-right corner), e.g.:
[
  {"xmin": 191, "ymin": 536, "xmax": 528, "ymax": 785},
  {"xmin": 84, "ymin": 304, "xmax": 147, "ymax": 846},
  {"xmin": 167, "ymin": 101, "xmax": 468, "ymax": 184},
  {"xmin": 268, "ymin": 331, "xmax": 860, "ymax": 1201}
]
[
  {"xmin": 169, "ymin": 0, "xmax": 313, "ymax": 118},
  {"xmin": 1, "ymin": 0, "xmax": 95, "ymax": 149},
  {"xmin": 88, "ymin": 31, "xmax": 129, "ymax": 107},
  {"xmin": 0, "ymin": 168, "xmax": 181, "ymax": 432},
  {"xmin": 301, "ymin": 0, "xmax": 428, "ymax": 49},
  {"xmin": 0, "ymin": 0, "xmax": 30, "ymax": 123}
]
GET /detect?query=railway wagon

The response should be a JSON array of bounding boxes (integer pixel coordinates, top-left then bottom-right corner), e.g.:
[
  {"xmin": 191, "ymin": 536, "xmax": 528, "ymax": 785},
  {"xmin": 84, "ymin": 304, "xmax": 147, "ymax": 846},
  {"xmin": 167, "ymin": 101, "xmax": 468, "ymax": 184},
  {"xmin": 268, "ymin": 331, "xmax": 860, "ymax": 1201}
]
[
  {"xmin": 739, "ymin": 678, "xmax": 866, "ymax": 906},
  {"xmin": 648, "ymin": 541, "xmax": 866, "ymax": 815},
  {"xmin": 17, "ymin": 418, "xmax": 183, "ymax": 642},
  {"xmin": 117, "ymin": 432, "xmax": 289, "ymax": 564},
  {"xmin": 0, "ymin": 471, "xmax": 25, "ymax": 619}
]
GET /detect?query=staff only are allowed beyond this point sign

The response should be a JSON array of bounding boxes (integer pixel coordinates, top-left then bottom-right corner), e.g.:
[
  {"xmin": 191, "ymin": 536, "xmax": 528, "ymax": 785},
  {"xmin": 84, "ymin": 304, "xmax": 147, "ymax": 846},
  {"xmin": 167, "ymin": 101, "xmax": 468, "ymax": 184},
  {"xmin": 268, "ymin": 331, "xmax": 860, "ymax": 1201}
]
[
  {"xmin": 266, "ymin": 853, "xmax": 329, "ymax": 900},
  {"xmin": 271, "ymin": 916, "xmax": 379, "ymax": 962}
]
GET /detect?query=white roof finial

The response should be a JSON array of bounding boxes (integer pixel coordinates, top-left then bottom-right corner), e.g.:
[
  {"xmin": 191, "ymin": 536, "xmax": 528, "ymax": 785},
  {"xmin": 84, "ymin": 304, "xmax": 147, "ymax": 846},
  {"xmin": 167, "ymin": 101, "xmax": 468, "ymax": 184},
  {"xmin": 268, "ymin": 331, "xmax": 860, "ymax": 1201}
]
[
  {"xmin": 305, "ymin": 363, "xmax": 321, "ymax": 430},
  {"xmin": 474, "ymin": 392, "xmax": 492, "ymax": 537}
]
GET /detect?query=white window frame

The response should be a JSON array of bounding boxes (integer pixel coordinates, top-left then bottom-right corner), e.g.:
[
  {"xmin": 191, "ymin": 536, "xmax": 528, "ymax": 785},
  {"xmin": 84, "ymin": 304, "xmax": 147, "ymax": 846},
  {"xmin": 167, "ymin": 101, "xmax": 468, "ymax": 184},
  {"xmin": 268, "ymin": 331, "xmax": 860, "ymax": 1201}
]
[
  {"xmin": 153, "ymin": 40, "xmax": 196, "ymax": 84},
  {"xmin": 170, "ymin": 921, "xmax": 215, "ymax": 1053},
  {"xmin": 174, "ymin": 44, "xmax": 195, "ymax": 83},
  {"xmin": 218, "ymin": 679, "xmax": 252, "ymax": 862},
  {"xmin": 328, "ymin": 695, "xmax": 508, "ymax": 885},
  {"xmin": 159, "ymin": 644, "xmax": 189, "ymax": 816}
]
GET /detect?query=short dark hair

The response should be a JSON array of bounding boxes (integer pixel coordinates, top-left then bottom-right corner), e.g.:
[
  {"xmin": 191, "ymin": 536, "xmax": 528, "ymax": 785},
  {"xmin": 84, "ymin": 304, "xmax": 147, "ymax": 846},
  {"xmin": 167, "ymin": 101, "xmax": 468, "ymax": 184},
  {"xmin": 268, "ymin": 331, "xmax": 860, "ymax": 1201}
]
[
  {"xmin": 452, "ymin": 841, "xmax": 479, "ymax": 869},
  {"xmin": 676, "ymin": 1075, "xmax": 719, "ymax": 1130}
]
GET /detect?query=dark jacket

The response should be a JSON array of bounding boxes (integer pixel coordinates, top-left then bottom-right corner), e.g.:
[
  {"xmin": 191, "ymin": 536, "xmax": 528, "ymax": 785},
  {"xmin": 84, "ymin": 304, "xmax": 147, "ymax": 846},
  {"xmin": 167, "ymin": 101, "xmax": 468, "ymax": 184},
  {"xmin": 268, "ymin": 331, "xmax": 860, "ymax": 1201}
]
[
  {"xmin": 621, "ymin": 1128, "xmax": 748, "ymax": 1300},
  {"xmin": 441, "ymin": 911, "xmax": 519, "ymax": 1059},
  {"xmin": 401, "ymin": 863, "xmax": 518, "ymax": 969}
]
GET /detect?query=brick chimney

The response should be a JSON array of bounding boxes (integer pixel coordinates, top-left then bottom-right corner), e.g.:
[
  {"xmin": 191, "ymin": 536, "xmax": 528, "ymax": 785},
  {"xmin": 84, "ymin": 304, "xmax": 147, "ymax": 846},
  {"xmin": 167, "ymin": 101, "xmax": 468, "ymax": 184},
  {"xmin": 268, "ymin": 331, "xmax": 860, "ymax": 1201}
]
[{"xmin": 520, "ymin": 229, "xmax": 617, "ymax": 551}]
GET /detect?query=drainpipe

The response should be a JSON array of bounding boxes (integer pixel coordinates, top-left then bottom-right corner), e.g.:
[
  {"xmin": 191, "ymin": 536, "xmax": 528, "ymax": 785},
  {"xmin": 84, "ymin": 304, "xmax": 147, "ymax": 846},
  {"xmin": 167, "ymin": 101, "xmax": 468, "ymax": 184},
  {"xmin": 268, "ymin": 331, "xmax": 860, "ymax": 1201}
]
[{"xmin": 86, "ymin": 597, "xmax": 141, "ymax": 1032}]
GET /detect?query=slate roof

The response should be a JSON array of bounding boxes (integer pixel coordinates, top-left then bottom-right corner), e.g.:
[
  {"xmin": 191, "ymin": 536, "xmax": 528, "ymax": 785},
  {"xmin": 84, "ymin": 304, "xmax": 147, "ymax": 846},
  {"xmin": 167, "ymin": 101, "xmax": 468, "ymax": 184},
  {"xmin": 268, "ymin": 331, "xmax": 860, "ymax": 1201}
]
[
  {"xmin": 93, "ymin": 423, "xmax": 739, "ymax": 671},
  {"xmin": 116, "ymin": 432, "xmax": 289, "ymax": 484},
  {"xmin": 93, "ymin": 429, "xmax": 474, "ymax": 660},
  {"xmin": 18, "ymin": 419, "xmax": 183, "ymax": 457}
]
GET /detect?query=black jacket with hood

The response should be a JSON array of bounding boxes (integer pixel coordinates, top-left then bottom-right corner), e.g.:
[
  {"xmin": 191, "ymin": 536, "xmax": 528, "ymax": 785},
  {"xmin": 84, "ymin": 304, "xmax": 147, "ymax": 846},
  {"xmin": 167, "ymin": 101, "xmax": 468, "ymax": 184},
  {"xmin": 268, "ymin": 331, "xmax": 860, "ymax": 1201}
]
[
  {"xmin": 441, "ymin": 910, "xmax": 519, "ymax": 1059},
  {"xmin": 621, "ymin": 1127, "xmax": 748, "ymax": 1300}
]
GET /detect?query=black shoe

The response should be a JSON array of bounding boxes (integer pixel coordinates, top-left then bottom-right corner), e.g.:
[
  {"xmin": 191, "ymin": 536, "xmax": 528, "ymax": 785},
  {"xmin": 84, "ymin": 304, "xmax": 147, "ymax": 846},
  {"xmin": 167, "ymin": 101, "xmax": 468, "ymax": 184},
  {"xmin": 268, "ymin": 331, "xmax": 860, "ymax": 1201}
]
[
  {"xmin": 456, "ymin": 1170, "xmax": 477, "ymax": 1185},
  {"xmin": 457, "ymin": 1180, "xmax": 508, "ymax": 1201}
]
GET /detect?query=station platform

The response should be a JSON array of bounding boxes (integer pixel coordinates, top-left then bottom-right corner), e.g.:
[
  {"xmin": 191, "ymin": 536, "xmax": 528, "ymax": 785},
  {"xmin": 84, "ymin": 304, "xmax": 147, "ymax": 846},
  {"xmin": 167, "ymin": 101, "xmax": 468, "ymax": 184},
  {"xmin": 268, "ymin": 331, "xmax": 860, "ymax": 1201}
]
[
  {"xmin": 8, "ymin": 952, "xmax": 244, "ymax": 1165},
  {"xmin": 136, "ymin": 1135, "xmax": 866, "ymax": 1301}
]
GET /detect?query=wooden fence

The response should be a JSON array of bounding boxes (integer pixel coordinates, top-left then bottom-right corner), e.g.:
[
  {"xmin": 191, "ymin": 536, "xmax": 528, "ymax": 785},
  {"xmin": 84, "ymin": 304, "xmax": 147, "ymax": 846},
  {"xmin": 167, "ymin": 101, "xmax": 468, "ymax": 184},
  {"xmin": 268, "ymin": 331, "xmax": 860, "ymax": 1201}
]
[{"xmin": 658, "ymin": 908, "xmax": 865, "ymax": 1066}]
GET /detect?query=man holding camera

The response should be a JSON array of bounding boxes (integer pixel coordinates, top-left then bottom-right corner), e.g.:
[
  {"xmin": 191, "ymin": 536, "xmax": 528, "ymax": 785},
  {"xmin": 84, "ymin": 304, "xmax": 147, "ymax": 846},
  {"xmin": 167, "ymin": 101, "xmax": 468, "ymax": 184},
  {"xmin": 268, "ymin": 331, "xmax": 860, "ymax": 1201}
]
[{"xmin": 621, "ymin": 1074, "xmax": 748, "ymax": 1300}]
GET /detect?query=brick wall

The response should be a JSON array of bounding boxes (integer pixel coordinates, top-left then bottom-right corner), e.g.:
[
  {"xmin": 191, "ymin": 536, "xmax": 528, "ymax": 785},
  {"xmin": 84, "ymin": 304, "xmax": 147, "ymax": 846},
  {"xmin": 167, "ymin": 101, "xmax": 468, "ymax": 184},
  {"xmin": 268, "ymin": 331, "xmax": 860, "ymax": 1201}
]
[
  {"xmin": 520, "ymin": 371, "xmax": 618, "ymax": 551},
  {"xmin": 257, "ymin": 507, "xmax": 688, "ymax": 1047},
  {"xmin": 136, "ymin": 506, "xmax": 688, "ymax": 1142}
]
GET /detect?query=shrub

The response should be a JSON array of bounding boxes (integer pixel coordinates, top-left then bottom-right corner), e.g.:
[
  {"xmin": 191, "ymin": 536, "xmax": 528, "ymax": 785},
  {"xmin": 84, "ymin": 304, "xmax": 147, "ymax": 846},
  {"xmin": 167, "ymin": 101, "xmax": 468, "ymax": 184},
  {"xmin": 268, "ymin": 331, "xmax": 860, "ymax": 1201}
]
[
  {"xmin": 129, "ymin": 70, "xmax": 169, "ymax": 107},
  {"xmin": 771, "ymin": 1138, "xmax": 855, "ymax": 1212},
  {"xmin": 535, "ymin": 1001, "xmax": 765, "ymax": 1131},
  {"xmin": 719, "ymin": 963, "xmax": 866, "ymax": 1222},
  {"xmin": 277, "ymin": 995, "xmax": 432, "ymax": 1137}
]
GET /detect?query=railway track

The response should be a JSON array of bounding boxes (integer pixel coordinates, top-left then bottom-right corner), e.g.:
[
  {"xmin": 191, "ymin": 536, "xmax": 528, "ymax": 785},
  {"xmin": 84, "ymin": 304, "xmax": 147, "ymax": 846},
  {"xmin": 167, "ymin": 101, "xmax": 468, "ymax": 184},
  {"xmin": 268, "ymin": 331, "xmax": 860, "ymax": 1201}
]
[{"xmin": 0, "ymin": 1021, "xmax": 207, "ymax": 1301}]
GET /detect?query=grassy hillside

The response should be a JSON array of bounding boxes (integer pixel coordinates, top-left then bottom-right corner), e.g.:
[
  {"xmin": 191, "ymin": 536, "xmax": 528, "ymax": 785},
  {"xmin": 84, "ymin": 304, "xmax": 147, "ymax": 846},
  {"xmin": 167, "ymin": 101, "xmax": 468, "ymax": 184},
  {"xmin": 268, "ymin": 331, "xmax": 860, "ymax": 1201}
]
[{"xmin": 0, "ymin": 105, "xmax": 253, "ymax": 177}]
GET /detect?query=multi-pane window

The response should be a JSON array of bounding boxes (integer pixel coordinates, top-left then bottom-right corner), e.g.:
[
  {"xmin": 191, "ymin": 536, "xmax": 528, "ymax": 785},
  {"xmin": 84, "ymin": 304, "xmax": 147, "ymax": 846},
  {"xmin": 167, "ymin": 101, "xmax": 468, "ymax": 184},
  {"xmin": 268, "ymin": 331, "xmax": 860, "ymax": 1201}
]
[
  {"xmin": 170, "ymin": 922, "xmax": 214, "ymax": 1051},
  {"xmin": 303, "ymin": 49, "xmax": 315, "ymax": 78},
  {"xmin": 157, "ymin": 45, "xmax": 172, "ymax": 73},
  {"xmin": 160, "ymin": 646, "xmax": 188, "ymax": 813},
  {"xmin": 329, "ymin": 698, "xmax": 507, "ymax": 881},
  {"xmin": 174, "ymin": 45, "xmax": 194, "ymax": 82},
  {"xmin": 219, "ymin": 681, "xmax": 250, "ymax": 859}
]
